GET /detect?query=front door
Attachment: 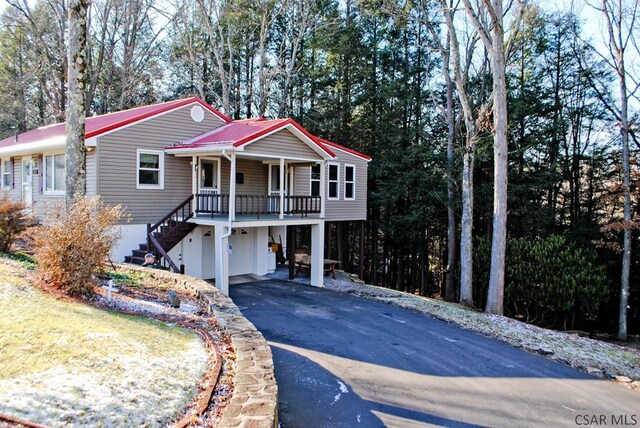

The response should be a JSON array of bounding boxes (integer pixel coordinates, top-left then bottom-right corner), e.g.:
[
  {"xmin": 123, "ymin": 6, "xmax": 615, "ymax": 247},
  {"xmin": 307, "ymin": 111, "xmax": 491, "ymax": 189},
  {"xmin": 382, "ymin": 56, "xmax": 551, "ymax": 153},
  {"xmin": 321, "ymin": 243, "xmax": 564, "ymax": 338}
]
[
  {"xmin": 268, "ymin": 164, "xmax": 290, "ymax": 213},
  {"xmin": 198, "ymin": 158, "xmax": 220, "ymax": 212},
  {"xmin": 21, "ymin": 156, "xmax": 33, "ymax": 208}
]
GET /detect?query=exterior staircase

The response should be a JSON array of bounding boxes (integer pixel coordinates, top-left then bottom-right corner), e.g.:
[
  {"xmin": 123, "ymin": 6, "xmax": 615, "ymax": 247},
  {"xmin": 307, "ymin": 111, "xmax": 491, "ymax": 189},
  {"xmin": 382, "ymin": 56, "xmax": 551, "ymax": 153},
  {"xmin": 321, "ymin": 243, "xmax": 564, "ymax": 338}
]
[{"xmin": 125, "ymin": 196, "xmax": 196, "ymax": 273}]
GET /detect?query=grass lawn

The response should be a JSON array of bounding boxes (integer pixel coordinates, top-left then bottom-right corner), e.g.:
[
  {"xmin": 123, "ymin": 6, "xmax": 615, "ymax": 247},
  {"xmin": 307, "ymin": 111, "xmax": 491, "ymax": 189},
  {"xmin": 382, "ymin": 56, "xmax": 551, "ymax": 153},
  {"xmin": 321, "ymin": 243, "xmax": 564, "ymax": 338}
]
[{"xmin": 0, "ymin": 263, "xmax": 208, "ymax": 427}]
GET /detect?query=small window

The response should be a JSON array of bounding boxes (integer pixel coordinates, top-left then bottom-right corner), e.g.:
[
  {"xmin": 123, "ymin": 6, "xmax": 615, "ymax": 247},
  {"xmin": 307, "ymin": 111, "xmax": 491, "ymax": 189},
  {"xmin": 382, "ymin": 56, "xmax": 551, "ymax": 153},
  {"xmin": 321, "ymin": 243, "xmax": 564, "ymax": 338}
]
[
  {"xmin": 344, "ymin": 165, "xmax": 355, "ymax": 200},
  {"xmin": 44, "ymin": 153, "xmax": 66, "ymax": 194},
  {"xmin": 310, "ymin": 164, "xmax": 320, "ymax": 196},
  {"xmin": 1, "ymin": 159, "xmax": 10, "ymax": 188},
  {"xmin": 137, "ymin": 149, "xmax": 164, "ymax": 189},
  {"xmin": 328, "ymin": 163, "xmax": 339, "ymax": 200}
]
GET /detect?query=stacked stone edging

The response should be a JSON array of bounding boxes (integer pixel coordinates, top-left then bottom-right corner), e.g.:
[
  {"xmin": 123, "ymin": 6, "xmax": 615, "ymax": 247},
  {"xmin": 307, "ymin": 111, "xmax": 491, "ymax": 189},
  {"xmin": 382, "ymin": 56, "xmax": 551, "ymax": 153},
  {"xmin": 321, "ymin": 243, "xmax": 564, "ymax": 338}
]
[{"xmin": 116, "ymin": 264, "xmax": 278, "ymax": 428}]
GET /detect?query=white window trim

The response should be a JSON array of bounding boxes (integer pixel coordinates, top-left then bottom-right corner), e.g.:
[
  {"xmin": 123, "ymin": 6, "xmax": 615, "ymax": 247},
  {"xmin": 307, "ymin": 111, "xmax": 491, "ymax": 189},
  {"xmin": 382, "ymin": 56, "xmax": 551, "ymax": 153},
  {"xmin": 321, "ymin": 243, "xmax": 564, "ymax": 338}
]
[
  {"xmin": 344, "ymin": 164, "xmax": 356, "ymax": 200},
  {"xmin": 136, "ymin": 149, "xmax": 165, "ymax": 190},
  {"xmin": 327, "ymin": 162, "xmax": 340, "ymax": 200},
  {"xmin": 309, "ymin": 163, "xmax": 321, "ymax": 196},
  {"xmin": 197, "ymin": 156, "xmax": 221, "ymax": 192},
  {"xmin": 43, "ymin": 152, "xmax": 66, "ymax": 196},
  {"xmin": 1, "ymin": 158, "xmax": 10, "ymax": 189}
]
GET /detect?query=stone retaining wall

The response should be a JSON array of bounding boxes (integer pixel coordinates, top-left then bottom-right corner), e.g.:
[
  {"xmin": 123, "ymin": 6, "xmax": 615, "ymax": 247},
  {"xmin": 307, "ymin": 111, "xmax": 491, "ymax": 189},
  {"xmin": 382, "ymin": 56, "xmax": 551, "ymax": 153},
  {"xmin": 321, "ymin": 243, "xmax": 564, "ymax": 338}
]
[{"xmin": 116, "ymin": 265, "xmax": 278, "ymax": 428}]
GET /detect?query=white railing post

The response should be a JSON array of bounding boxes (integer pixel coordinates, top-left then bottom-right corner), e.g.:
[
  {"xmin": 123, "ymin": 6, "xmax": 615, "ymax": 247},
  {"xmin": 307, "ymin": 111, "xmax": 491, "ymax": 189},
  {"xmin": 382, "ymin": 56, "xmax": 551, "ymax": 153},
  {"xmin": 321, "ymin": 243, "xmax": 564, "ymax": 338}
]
[
  {"xmin": 192, "ymin": 155, "xmax": 198, "ymax": 216},
  {"xmin": 319, "ymin": 161, "xmax": 326, "ymax": 219},
  {"xmin": 230, "ymin": 153, "xmax": 236, "ymax": 221}
]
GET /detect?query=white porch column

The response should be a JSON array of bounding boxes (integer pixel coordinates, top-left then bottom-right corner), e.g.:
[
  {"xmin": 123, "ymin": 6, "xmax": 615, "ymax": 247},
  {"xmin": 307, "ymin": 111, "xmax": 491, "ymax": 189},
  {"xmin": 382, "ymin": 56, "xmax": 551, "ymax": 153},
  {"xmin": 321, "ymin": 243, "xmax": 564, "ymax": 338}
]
[
  {"xmin": 319, "ymin": 161, "xmax": 326, "ymax": 219},
  {"xmin": 255, "ymin": 226, "xmax": 269, "ymax": 275},
  {"xmin": 289, "ymin": 164, "xmax": 295, "ymax": 195},
  {"xmin": 311, "ymin": 221, "xmax": 325, "ymax": 287},
  {"xmin": 279, "ymin": 157, "xmax": 285, "ymax": 219},
  {"xmin": 229, "ymin": 153, "xmax": 236, "ymax": 221},
  {"xmin": 215, "ymin": 224, "xmax": 230, "ymax": 295},
  {"xmin": 192, "ymin": 155, "xmax": 198, "ymax": 216}
]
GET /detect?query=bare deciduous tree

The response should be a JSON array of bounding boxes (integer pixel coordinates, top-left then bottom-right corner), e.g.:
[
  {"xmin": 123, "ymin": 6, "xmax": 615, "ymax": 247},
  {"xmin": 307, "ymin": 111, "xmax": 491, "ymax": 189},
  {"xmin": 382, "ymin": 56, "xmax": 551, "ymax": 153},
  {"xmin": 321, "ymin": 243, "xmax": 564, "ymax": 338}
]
[
  {"xmin": 439, "ymin": 0, "xmax": 485, "ymax": 307},
  {"xmin": 461, "ymin": 0, "xmax": 526, "ymax": 314},
  {"xmin": 592, "ymin": 0, "xmax": 640, "ymax": 340}
]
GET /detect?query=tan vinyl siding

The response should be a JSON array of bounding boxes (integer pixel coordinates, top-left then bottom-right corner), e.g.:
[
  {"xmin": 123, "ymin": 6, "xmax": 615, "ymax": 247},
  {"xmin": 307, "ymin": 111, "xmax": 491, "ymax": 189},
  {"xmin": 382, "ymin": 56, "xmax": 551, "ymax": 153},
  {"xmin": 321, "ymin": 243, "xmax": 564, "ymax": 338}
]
[
  {"xmin": 98, "ymin": 105, "xmax": 226, "ymax": 224},
  {"xmin": 242, "ymin": 129, "xmax": 322, "ymax": 160},
  {"xmin": 220, "ymin": 158, "xmax": 268, "ymax": 194},
  {"xmin": 1, "ymin": 157, "xmax": 22, "ymax": 202},
  {"xmin": 2, "ymin": 151, "xmax": 96, "ymax": 221},
  {"xmin": 32, "ymin": 154, "xmax": 64, "ymax": 220},
  {"xmin": 293, "ymin": 150, "xmax": 368, "ymax": 221}
]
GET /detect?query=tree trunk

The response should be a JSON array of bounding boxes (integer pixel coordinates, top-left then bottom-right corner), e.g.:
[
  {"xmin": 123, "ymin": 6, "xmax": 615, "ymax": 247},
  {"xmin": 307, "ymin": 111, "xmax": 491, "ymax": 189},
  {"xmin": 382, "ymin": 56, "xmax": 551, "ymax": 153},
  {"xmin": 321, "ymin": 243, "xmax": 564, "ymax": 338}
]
[
  {"xmin": 485, "ymin": 0, "xmax": 508, "ymax": 316},
  {"xmin": 65, "ymin": 0, "xmax": 88, "ymax": 206},
  {"xmin": 444, "ymin": 53, "xmax": 457, "ymax": 302},
  {"xmin": 619, "ymin": 40, "xmax": 631, "ymax": 342},
  {"xmin": 459, "ymin": 147, "xmax": 475, "ymax": 306}
]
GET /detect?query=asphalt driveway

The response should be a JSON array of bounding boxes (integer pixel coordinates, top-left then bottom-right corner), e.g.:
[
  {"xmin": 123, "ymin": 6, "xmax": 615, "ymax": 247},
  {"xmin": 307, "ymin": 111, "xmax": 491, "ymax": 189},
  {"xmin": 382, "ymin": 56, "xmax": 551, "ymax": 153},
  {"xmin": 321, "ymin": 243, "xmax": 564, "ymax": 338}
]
[{"xmin": 230, "ymin": 280, "xmax": 639, "ymax": 427}]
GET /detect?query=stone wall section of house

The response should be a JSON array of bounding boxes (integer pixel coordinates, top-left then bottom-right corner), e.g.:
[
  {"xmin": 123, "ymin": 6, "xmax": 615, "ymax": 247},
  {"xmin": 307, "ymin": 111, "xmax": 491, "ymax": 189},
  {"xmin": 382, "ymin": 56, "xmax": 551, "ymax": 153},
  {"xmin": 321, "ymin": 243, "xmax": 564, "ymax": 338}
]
[{"xmin": 117, "ymin": 264, "xmax": 278, "ymax": 427}]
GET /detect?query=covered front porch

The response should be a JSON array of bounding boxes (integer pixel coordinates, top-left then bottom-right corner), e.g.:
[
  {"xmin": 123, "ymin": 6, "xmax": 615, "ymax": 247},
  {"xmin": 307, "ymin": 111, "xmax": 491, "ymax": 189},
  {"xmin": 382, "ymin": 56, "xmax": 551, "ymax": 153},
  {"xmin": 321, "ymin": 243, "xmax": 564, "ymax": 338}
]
[{"xmin": 175, "ymin": 151, "xmax": 327, "ymax": 221}]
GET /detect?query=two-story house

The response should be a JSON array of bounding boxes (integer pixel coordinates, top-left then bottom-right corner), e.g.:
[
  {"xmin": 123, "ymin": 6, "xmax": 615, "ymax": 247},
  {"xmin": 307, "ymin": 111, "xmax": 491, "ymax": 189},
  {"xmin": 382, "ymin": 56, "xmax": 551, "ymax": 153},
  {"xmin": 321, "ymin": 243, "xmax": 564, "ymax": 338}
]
[{"xmin": 0, "ymin": 97, "xmax": 371, "ymax": 294}]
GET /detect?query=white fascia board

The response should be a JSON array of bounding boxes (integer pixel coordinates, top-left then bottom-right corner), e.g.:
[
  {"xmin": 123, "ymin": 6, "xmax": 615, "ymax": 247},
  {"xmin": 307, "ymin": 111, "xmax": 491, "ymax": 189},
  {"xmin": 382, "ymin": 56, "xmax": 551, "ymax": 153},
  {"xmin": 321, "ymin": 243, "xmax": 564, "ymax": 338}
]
[
  {"xmin": 0, "ymin": 136, "xmax": 66, "ymax": 156},
  {"xmin": 232, "ymin": 218, "xmax": 323, "ymax": 227},
  {"xmin": 85, "ymin": 136, "xmax": 97, "ymax": 147}
]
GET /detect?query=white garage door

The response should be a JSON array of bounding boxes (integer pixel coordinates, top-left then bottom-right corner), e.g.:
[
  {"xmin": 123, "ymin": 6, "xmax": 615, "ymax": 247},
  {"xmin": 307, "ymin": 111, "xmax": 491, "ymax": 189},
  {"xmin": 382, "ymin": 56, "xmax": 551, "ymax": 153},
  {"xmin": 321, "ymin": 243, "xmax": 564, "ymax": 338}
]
[{"xmin": 229, "ymin": 228, "xmax": 256, "ymax": 276}]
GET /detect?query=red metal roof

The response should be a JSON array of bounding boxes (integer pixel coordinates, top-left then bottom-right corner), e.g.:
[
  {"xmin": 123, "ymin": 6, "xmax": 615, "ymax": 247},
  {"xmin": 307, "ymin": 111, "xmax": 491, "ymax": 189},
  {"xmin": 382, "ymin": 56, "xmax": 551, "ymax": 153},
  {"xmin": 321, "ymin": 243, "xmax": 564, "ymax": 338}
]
[
  {"xmin": 313, "ymin": 137, "xmax": 372, "ymax": 161},
  {"xmin": 0, "ymin": 97, "xmax": 230, "ymax": 149},
  {"xmin": 170, "ymin": 117, "xmax": 338, "ymax": 158}
]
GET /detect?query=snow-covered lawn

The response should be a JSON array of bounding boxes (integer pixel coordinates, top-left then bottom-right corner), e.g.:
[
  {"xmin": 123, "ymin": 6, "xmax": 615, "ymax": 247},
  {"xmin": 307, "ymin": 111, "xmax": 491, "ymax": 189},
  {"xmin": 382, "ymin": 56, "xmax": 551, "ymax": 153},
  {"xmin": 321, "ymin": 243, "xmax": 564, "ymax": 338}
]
[
  {"xmin": 0, "ymin": 263, "xmax": 209, "ymax": 427},
  {"xmin": 268, "ymin": 267, "xmax": 640, "ymax": 389}
]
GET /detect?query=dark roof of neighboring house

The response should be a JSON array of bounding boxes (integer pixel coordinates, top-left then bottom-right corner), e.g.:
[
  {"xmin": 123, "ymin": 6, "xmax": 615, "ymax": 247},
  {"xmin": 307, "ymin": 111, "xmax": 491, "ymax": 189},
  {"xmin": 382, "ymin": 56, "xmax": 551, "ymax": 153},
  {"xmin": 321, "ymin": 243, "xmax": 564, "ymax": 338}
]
[{"xmin": 0, "ymin": 97, "xmax": 230, "ymax": 149}]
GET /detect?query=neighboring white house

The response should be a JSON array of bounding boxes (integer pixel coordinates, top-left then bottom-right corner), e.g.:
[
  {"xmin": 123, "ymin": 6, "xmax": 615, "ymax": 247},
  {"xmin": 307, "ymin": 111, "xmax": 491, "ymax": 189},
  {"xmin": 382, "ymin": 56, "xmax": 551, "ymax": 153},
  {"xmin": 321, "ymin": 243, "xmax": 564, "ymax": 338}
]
[{"xmin": 0, "ymin": 97, "xmax": 371, "ymax": 294}]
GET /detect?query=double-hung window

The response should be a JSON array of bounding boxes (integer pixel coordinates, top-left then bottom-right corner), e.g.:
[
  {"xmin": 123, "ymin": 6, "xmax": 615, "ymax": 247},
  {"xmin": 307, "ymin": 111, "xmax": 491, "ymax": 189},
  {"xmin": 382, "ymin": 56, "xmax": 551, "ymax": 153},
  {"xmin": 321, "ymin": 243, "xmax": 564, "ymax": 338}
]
[
  {"xmin": 44, "ymin": 153, "xmax": 66, "ymax": 194},
  {"xmin": 344, "ymin": 165, "xmax": 355, "ymax": 200},
  {"xmin": 137, "ymin": 149, "xmax": 164, "ymax": 189},
  {"xmin": 328, "ymin": 163, "xmax": 339, "ymax": 200},
  {"xmin": 1, "ymin": 159, "xmax": 10, "ymax": 188},
  {"xmin": 310, "ymin": 164, "xmax": 321, "ymax": 196}
]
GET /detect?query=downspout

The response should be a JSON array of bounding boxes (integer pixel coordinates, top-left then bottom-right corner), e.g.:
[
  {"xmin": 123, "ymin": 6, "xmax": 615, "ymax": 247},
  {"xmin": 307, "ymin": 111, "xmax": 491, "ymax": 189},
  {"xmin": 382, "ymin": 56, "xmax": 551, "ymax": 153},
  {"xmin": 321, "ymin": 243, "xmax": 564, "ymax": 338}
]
[{"xmin": 217, "ymin": 149, "xmax": 234, "ymax": 292}]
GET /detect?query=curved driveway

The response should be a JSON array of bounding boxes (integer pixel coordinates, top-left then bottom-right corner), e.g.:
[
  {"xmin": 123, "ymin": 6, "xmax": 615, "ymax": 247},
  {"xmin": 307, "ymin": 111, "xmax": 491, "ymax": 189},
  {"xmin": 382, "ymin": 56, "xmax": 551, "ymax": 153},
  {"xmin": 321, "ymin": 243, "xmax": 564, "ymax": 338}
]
[{"xmin": 230, "ymin": 280, "xmax": 639, "ymax": 427}]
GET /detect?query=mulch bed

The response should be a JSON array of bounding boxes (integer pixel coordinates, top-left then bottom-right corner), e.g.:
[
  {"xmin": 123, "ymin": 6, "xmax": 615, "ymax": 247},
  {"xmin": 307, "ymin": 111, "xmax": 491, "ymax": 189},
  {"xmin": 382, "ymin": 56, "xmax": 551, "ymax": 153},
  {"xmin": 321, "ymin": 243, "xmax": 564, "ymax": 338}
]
[{"xmin": 91, "ymin": 275, "xmax": 236, "ymax": 427}]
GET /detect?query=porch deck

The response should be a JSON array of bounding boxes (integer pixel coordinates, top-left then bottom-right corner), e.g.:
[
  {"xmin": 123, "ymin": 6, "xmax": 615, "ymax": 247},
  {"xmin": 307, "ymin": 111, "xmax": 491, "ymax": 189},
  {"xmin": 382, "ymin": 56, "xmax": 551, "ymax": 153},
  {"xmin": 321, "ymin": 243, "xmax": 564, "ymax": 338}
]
[{"xmin": 194, "ymin": 193, "xmax": 322, "ymax": 221}]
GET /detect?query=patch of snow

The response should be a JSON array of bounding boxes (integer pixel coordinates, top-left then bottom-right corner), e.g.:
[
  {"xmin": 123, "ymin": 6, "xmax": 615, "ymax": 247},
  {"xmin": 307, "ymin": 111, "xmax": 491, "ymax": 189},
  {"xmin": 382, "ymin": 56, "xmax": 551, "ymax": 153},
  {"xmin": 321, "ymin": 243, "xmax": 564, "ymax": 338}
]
[
  {"xmin": 333, "ymin": 380, "xmax": 349, "ymax": 404},
  {"xmin": 0, "ymin": 337, "xmax": 208, "ymax": 427}
]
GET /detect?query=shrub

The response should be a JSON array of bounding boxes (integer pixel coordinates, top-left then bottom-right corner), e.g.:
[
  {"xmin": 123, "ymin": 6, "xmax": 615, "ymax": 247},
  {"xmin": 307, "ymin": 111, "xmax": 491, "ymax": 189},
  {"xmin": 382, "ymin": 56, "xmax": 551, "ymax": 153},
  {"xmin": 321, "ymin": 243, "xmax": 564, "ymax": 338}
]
[
  {"xmin": 0, "ymin": 195, "xmax": 27, "ymax": 252},
  {"xmin": 473, "ymin": 235, "xmax": 608, "ymax": 330},
  {"xmin": 31, "ymin": 197, "xmax": 124, "ymax": 298}
]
